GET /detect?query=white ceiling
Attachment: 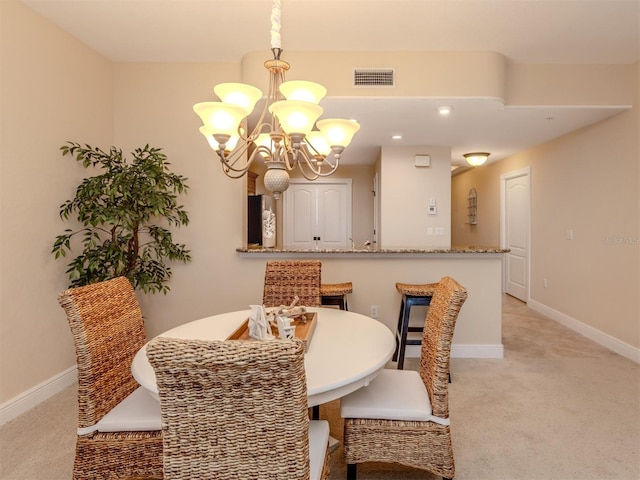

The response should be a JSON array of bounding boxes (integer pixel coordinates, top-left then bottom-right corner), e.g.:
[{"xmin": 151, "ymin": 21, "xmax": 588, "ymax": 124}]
[{"xmin": 20, "ymin": 0, "xmax": 640, "ymax": 170}]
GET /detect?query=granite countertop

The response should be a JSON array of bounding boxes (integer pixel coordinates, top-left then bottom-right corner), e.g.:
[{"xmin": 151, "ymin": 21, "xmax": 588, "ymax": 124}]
[{"xmin": 237, "ymin": 246, "xmax": 509, "ymax": 254}]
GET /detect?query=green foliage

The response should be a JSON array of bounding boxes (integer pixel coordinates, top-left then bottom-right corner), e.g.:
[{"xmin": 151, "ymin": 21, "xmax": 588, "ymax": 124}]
[{"xmin": 52, "ymin": 142, "xmax": 191, "ymax": 294}]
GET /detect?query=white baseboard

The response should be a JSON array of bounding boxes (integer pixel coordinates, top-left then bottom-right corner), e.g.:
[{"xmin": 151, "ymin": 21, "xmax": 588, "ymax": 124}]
[
  {"xmin": 528, "ymin": 299, "xmax": 640, "ymax": 364},
  {"xmin": 405, "ymin": 343, "xmax": 504, "ymax": 359},
  {"xmin": 0, "ymin": 366, "xmax": 77, "ymax": 427}
]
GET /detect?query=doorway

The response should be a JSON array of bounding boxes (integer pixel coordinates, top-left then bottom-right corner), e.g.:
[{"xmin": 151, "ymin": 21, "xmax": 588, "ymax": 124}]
[{"xmin": 501, "ymin": 167, "xmax": 531, "ymax": 302}]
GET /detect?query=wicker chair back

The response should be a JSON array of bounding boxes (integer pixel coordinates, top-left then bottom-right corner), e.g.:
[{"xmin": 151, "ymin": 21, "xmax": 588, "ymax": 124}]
[
  {"xmin": 419, "ymin": 276, "xmax": 468, "ymax": 419},
  {"xmin": 147, "ymin": 338, "xmax": 317, "ymax": 480},
  {"xmin": 57, "ymin": 276, "xmax": 162, "ymax": 480},
  {"xmin": 262, "ymin": 260, "xmax": 322, "ymax": 308}
]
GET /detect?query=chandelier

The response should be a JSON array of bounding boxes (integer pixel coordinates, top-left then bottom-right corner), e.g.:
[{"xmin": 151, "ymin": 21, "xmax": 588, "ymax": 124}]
[{"xmin": 193, "ymin": 0, "xmax": 360, "ymax": 199}]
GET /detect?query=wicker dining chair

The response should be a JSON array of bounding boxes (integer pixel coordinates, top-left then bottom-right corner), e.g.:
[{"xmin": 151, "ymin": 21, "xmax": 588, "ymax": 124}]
[
  {"xmin": 340, "ymin": 276, "xmax": 468, "ymax": 480},
  {"xmin": 262, "ymin": 260, "xmax": 322, "ymax": 308},
  {"xmin": 146, "ymin": 337, "xmax": 330, "ymax": 480},
  {"xmin": 57, "ymin": 277, "xmax": 163, "ymax": 480}
]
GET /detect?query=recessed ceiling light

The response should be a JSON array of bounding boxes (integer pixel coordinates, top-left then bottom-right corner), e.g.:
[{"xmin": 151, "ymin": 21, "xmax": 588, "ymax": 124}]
[
  {"xmin": 392, "ymin": 135, "xmax": 402, "ymax": 140},
  {"xmin": 438, "ymin": 105, "xmax": 453, "ymax": 115}
]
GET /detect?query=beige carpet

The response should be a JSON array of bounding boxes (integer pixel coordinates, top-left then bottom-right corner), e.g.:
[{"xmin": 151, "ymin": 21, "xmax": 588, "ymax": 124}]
[{"xmin": 1, "ymin": 295, "xmax": 639, "ymax": 479}]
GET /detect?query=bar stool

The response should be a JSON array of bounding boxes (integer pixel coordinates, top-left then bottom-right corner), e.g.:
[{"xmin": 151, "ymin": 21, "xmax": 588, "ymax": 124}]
[
  {"xmin": 320, "ymin": 282, "xmax": 352, "ymax": 310},
  {"xmin": 393, "ymin": 282, "xmax": 436, "ymax": 369}
]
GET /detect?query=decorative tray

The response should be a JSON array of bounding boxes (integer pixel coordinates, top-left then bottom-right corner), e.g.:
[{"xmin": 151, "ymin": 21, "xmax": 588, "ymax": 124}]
[{"xmin": 226, "ymin": 312, "xmax": 317, "ymax": 352}]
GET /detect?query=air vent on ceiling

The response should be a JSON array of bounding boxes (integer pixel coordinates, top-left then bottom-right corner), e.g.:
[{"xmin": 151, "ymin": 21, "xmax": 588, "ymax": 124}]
[{"xmin": 353, "ymin": 68, "xmax": 395, "ymax": 87}]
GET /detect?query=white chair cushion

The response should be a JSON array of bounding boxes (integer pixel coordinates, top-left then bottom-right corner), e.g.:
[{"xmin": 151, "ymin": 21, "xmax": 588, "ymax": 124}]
[
  {"xmin": 78, "ymin": 386, "xmax": 162, "ymax": 435},
  {"xmin": 309, "ymin": 420, "xmax": 330, "ymax": 480},
  {"xmin": 340, "ymin": 369, "xmax": 450, "ymax": 425}
]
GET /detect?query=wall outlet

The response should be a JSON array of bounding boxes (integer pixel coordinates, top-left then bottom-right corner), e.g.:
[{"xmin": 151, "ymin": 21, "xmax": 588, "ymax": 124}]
[{"xmin": 370, "ymin": 305, "xmax": 378, "ymax": 318}]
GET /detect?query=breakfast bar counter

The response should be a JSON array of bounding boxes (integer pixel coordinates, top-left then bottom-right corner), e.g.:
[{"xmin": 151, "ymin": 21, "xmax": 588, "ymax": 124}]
[
  {"xmin": 237, "ymin": 246, "xmax": 508, "ymax": 359},
  {"xmin": 237, "ymin": 246, "xmax": 509, "ymax": 256}
]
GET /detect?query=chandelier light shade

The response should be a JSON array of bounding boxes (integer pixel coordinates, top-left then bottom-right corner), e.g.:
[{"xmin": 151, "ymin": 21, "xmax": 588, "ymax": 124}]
[
  {"xmin": 193, "ymin": 103, "xmax": 248, "ymax": 138},
  {"xmin": 279, "ymin": 80, "xmax": 327, "ymax": 103},
  {"xmin": 268, "ymin": 100, "xmax": 324, "ymax": 137},
  {"xmin": 193, "ymin": 0, "xmax": 360, "ymax": 199},
  {"xmin": 317, "ymin": 118, "xmax": 361, "ymax": 149},
  {"xmin": 213, "ymin": 83, "xmax": 263, "ymax": 112},
  {"xmin": 305, "ymin": 131, "xmax": 331, "ymax": 157},
  {"xmin": 464, "ymin": 152, "xmax": 490, "ymax": 167}
]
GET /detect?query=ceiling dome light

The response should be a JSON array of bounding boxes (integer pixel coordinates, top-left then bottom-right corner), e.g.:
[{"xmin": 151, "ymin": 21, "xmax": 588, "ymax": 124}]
[
  {"xmin": 438, "ymin": 105, "xmax": 453, "ymax": 115},
  {"xmin": 464, "ymin": 152, "xmax": 490, "ymax": 167}
]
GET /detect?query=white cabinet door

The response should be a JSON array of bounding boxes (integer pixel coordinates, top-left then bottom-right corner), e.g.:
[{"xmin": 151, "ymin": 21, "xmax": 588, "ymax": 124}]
[
  {"xmin": 284, "ymin": 180, "xmax": 352, "ymax": 249},
  {"xmin": 287, "ymin": 184, "xmax": 315, "ymax": 249},
  {"xmin": 317, "ymin": 184, "xmax": 349, "ymax": 249}
]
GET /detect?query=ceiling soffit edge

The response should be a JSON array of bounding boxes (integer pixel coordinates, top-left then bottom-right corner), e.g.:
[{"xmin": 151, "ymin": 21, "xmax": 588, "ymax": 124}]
[{"xmin": 240, "ymin": 50, "xmax": 507, "ymax": 100}]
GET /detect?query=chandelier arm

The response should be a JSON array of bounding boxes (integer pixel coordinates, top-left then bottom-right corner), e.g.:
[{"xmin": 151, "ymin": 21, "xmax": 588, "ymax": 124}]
[
  {"xmin": 276, "ymin": 136, "xmax": 299, "ymax": 171},
  {"xmin": 255, "ymin": 145, "xmax": 274, "ymax": 158},
  {"xmin": 246, "ymin": 105, "xmax": 271, "ymax": 141},
  {"xmin": 219, "ymin": 162, "xmax": 249, "ymax": 179},
  {"xmin": 295, "ymin": 151, "xmax": 325, "ymax": 177},
  {"xmin": 218, "ymin": 144, "xmax": 263, "ymax": 175},
  {"xmin": 249, "ymin": 121, "xmax": 274, "ymax": 141},
  {"xmin": 218, "ymin": 144, "xmax": 251, "ymax": 172},
  {"xmin": 305, "ymin": 143, "xmax": 322, "ymax": 158},
  {"xmin": 310, "ymin": 166, "xmax": 340, "ymax": 177},
  {"xmin": 298, "ymin": 149, "xmax": 340, "ymax": 177},
  {"xmin": 314, "ymin": 155, "xmax": 338, "ymax": 170}
]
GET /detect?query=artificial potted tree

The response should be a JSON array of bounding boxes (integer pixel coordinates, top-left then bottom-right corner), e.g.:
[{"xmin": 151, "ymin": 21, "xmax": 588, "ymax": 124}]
[{"xmin": 52, "ymin": 142, "xmax": 191, "ymax": 294}]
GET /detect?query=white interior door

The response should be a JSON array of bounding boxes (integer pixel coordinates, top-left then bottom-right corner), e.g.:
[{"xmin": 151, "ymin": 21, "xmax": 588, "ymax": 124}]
[{"xmin": 501, "ymin": 167, "xmax": 531, "ymax": 302}]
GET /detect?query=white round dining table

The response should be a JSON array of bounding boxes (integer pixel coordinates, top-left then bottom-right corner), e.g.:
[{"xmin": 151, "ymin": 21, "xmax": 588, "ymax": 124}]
[{"xmin": 131, "ymin": 307, "xmax": 396, "ymax": 407}]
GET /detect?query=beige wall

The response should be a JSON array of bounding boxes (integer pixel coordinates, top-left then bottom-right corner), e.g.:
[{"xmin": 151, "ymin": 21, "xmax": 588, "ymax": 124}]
[
  {"xmin": 380, "ymin": 146, "xmax": 452, "ymax": 248},
  {"xmin": 324, "ymin": 164, "xmax": 376, "ymax": 247},
  {"xmin": 112, "ymin": 61, "xmax": 258, "ymax": 338},
  {"xmin": 505, "ymin": 63, "xmax": 636, "ymax": 106},
  {"xmin": 452, "ymin": 62, "xmax": 640, "ymax": 349},
  {"xmin": 1, "ymin": 1, "xmax": 637, "ymax": 416},
  {"xmin": 1, "ymin": 1, "xmax": 113, "ymax": 402}
]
